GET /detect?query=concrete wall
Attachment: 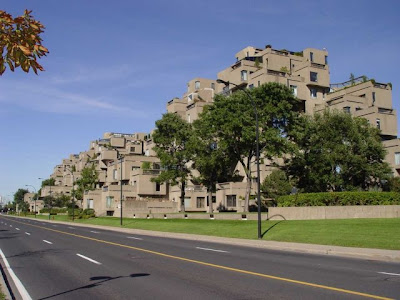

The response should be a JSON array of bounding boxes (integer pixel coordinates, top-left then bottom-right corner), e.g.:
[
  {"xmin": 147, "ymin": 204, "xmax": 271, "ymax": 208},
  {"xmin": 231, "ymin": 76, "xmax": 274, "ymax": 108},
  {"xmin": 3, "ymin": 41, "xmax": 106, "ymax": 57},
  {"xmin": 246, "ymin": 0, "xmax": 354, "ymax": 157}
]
[
  {"xmin": 128, "ymin": 206, "xmax": 400, "ymax": 220},
  {"xmin": 268, "ymin": 205, "xmax": 400, "ymax": 220}
]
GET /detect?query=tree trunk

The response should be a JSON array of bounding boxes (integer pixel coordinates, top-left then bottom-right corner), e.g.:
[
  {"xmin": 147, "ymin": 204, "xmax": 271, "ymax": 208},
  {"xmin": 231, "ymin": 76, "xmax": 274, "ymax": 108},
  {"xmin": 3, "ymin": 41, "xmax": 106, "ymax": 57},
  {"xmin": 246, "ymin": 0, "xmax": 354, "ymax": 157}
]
[
  {"xmin": 180, "ymin": 180, "xmax": 185, "ymax": 212},
  {"xmin": 208, "ymin": 187, "xmax": 213, "ymax": 214},
  {"xmin": 244, "ymin": 175, "xmax": 251, "ymax": 212}
]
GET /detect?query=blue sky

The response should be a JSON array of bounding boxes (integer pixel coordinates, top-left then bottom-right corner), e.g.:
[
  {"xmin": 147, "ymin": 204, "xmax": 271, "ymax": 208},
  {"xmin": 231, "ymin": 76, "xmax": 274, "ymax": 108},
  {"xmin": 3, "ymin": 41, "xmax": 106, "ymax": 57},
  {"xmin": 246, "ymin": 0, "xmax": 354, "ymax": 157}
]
[{"xmin": 1, "ymin": 0, "xmax": 399, "ymax": 202}]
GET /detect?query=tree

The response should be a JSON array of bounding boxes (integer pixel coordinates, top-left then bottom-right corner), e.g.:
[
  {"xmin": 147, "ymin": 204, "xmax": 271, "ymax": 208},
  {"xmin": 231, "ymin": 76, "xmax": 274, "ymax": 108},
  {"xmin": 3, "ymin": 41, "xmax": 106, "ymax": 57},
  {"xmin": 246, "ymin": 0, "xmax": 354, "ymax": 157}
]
[
  {"xmin": 41, "ymin": 177, "xmax": 55, "ymax": 187},
  {"xmin": 286, "ymin": 110, "xmax": 391, "ymax": 192},
  {"xmin": 75, "ymin": 164, "xmax": 98, "ymax": 201},
  {"xmin": 191, "ymin": 116, "xmax": 236, "ymax": 213},
  {"xmin": 13, "ymin": 188, "xmax": 29, "ymax": 212},
  {"xmin": 201, "ymin": 83, "xmax": 299, "ymax": 211},
  {"xmin": 53, "ymin": 193, "xmax": 71, "ymax": 208},
  {"xmin": 349, "ymin": 73, "xmax": 356, "ymax": 85},
  {"xmin": 261, "ymin": 169, "xmax": 292, "ymax": 202},
  {"xmin": 0, "ymin": 10, "xmax": 49, "ymax": 75},
  {"xmin": 152, "ymin": 113, "xmax": 193, "ymax": 212}
]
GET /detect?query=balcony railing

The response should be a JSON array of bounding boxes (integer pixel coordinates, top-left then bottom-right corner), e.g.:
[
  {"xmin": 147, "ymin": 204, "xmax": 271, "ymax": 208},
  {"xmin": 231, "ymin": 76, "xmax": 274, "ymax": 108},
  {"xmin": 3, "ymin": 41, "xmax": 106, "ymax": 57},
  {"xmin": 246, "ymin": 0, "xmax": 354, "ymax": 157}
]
[{"xmin": 143, "ymin": 169, "xmax": 161, "ymax": 175}]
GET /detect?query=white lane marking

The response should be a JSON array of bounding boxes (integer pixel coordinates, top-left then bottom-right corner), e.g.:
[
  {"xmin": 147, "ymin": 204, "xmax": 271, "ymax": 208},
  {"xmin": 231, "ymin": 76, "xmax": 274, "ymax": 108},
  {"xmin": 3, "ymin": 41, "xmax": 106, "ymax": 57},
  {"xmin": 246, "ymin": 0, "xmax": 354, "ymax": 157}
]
[
  {"xmin": 378, "ymin": 272, "xmax": 400, "ymax": 276},
  {"xmin": 127, "ymin": 236, "xmax": 143, "ymax": 240},
  {"xmin": 43, "ymin": 240, "xmax": 53, "ymax": 244},
  {"xmin": 0, "ymin": 248, "xmax": 32, "ymax": 300},
  {"xmin": 9, "ymin": 225, "xmax": 12, "ymax": 227},
  {"xmin": 15, "ymin": 228, "xmax": 20, "ymax": 231},
  {"xmin": 25, "ymin": 232, "xmax": 31, "ymax": 235},
  {"xmin": 76, "ymin": 254, "xmax": 101, "ymax": 265},
  {"xmin": 68, "ymin": 227, "xmax": 75, "ymax": 229},
  {"xmin": 90, "ymin": 231, "xmax": 100, "ymax": 234},
  {"xmin": 196, "ymin": 247, "xmax": 229, "ymax": 253}
]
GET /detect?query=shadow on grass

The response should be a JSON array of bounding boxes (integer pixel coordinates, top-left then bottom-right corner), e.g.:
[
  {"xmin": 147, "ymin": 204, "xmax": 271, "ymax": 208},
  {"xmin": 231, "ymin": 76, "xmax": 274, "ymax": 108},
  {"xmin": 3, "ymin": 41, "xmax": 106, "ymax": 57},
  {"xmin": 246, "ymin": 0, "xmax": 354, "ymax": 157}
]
[
  {"xmin": 38, "ymin": 273, "xmax": 150, "ymax": 300},
  {"xmin": 261, "ymin": 214, "xmax": 286, "ymax": 238}
]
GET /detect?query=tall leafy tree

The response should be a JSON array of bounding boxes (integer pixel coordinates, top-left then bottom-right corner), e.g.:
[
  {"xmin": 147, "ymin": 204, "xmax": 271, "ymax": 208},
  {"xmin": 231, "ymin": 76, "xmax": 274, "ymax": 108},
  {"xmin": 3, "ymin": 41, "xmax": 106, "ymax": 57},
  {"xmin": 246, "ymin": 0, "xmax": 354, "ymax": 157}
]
[
  {"xmin": 191, "ymin": 117, "xmax": 236, "ymax": 213},
  {"xmin": 261, "ymin": 169, "xmax": 292, "ymax": 201},
  {"xmin": 286, "ymin": 110, "xmax": 391, "ymax": 192},
  {"xmin": 0, "ymin": 10, "xmax": 49, "ymax": 75},
  {"xmin": 75, "ymin": 164, "xmax": 98, "ymax": 201},
  {"xmin": 13, "ymin": 188, "xmax": 29, "ymax": 212},
  {"xmin": 152, "ymin": 113, "xmax": 193, "ymax": 212},
  {"xmin": 201, "ymin": 83, "xmax": 299, "ymax": 211}
]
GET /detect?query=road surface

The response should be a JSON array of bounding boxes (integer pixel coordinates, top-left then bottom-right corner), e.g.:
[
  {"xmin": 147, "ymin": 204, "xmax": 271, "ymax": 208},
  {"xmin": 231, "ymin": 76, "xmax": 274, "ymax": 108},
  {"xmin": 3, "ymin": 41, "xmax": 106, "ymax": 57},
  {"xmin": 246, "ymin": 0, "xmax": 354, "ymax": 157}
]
[{"xmin": 0, "ymin": 215, "xmax": 399, "ymax": 299}]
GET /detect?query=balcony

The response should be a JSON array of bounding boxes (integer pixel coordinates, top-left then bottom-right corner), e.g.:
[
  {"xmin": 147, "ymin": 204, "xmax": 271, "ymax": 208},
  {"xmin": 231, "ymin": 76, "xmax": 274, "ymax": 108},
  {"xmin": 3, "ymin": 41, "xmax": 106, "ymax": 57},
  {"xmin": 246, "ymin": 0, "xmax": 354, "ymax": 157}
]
[{"xmin": 100, "ymin": 150, "xmax": 117, "ymax": 161}]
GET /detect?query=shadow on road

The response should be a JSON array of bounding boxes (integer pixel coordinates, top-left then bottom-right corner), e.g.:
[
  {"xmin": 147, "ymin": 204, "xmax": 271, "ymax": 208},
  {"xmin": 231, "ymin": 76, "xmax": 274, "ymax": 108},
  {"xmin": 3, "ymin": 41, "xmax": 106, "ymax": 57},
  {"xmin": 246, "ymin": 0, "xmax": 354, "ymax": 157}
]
[{"xmin": 38, "ymin": 273, "xmax": 150, "ymax": 299}]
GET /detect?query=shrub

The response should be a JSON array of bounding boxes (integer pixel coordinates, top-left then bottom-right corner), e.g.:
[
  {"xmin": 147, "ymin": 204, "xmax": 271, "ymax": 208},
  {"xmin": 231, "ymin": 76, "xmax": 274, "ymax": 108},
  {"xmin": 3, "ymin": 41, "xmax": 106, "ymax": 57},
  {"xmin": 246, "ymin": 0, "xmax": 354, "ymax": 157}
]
[
  {"xmin": 277, "ymin": 192, "xmax": 400, "ymax": 207},
  {"xmin": 74, "ymin": 208, "xmax": 96, "ymax": 219},
  {"xmin": 39, "ymin": 208, "xmax": 68, "ymax": 214}
]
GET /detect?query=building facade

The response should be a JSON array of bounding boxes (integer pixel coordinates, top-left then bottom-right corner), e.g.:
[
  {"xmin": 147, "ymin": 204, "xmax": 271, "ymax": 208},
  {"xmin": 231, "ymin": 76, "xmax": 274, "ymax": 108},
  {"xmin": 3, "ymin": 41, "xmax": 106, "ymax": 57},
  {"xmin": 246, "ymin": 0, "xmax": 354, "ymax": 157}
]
[{"xmin": 37, "ymin": 44, "xmax": 399, "ymax": 215}]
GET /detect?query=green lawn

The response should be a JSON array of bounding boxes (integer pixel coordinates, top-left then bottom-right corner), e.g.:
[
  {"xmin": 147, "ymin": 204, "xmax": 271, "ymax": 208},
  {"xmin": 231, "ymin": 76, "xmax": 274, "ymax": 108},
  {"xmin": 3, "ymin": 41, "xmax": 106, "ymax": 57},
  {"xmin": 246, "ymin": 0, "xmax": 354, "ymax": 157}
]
[{"xmin": 28, "ymin": 215, "xmax": 400, "ymax": 250}]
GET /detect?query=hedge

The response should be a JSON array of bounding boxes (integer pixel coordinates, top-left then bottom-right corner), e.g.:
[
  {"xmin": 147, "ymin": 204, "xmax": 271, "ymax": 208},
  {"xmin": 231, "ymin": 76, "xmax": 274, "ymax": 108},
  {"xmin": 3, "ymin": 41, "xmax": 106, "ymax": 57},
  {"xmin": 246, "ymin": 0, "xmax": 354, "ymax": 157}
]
[
  {"xmin": 277, "ymin": 192, "xmax": 400, "ymax": 207},
  {"xmin": 40, "ymin": 208, "xmax": 68, "ymax": 214}
]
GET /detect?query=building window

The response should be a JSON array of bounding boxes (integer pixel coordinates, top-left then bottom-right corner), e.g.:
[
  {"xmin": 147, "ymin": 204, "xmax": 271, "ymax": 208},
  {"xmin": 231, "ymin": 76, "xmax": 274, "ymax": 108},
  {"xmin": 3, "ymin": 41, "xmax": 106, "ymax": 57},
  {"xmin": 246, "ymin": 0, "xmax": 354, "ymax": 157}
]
[
  {"xmin": 290, "ymin": 85, "xmax": 297, "ymax": 96},
  {"xmin": 207, "ymin": 196, "xmax": 216, "ymax": 206},
  {"xmin": 310, "ymin": 72, "xmax": 318, "ymax": 82},
  {"xmin": 106, "ymin": 196, "xmax": 113, "ymax": 208},
  {"xmin": 372, "ymin": 92, "xmax": 376, "ymax": 105},
  {"xmin": 343, "ymin": 106, "xmax": 351, "ymax": 114},
  {"xmin": 376, "ymin": 118, "xmax": 381, "ymax": 129},
  {"xmin": 187, "ymin": 114, "xmax": 191, "ymax": 123},
  {"xmin": 310, "ymin": 52, "xmax": 314, "ymax": 62},
  {"xmin": 241, "ymin": 70, "xmax": 248, "ymax": 81},
  {"xmin": 87, "ymin": 199, "xmax": 93, "ymax": 209},
  {"xmin": 310, "ymin": 88, "xmax": 317, "ymax": 98},
  {"xmin": 258, "ymin": 81, "xmax": 260, "ymax": 87},
  {"xmin": 130, "ymin": 147, "xmax": 135, "ymax": 152},
  {"xmin": 195, "ymin": 81, "xmax": 200, "ymax": 90},
  {"xmin": 113, "ymin": 169, "xmax": 117, "ymax": 180},
  {"xmin": 356, "ymin": 107, "xmax": 362, "ymax": 111},
  {"xmin": 395, "ymin": 152, "xmax": 400, "ymax": 165},
  {"xmin": 323, "ymin": 92, "xmax": 326, "ymax": 100},
  {"xmin": 211, "ymin": 82, "xmax": 215, "ymax": 90},
  {"xmin": 145, "ymin": 149, "xmax": 150, "ymax": 157},
  {"xmin": 249, "ymin": 84, "xmax": 254, "ymax": 89},
  {"xmin": 156, "ymin": 182, "xmax": 160, "ymax": 192},
  {"xmin": 227, "ymin": 195, "xmax": 236, "ymax": 207},
  {"xmin": 325, "ymin": 55, "xmax": 328, "ymax": 65},
  {"xmin": 196, "ymin": 197, "xmax": 205, "ymax": 208}
]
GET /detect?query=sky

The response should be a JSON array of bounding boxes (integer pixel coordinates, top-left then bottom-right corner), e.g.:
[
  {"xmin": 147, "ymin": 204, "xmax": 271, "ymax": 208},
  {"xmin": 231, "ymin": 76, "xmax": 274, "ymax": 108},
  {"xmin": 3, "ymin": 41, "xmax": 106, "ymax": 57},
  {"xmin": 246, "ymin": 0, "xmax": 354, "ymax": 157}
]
[{"xmin": 1, "ymin": 0, "xmax": 399, "ymax": 203}]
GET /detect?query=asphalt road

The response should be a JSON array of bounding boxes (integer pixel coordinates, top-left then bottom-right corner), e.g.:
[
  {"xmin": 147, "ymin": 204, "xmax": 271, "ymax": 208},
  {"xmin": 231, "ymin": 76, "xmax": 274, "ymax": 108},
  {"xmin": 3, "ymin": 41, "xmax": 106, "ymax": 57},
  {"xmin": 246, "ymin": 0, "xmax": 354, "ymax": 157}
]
[{"xmin": 0, "ymin": 215, "xmax": 399, "ymax": 300}]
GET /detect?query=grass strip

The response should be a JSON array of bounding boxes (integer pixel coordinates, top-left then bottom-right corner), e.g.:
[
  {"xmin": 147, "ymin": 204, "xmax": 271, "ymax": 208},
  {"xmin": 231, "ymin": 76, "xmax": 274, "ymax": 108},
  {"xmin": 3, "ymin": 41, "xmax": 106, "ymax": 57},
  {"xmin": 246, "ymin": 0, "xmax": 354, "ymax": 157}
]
[{"xmin": 29, "ymin": 215, "xmax": 400, "ymax": 250}]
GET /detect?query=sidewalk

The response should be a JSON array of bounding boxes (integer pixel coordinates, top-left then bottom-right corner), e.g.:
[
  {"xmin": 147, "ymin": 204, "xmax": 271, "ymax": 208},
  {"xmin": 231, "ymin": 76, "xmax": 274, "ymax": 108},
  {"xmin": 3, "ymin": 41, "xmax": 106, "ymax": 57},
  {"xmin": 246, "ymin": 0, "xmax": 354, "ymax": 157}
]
[{"xmin": 37, "ymin": 217, "xmax": 400, "ymax": 263}]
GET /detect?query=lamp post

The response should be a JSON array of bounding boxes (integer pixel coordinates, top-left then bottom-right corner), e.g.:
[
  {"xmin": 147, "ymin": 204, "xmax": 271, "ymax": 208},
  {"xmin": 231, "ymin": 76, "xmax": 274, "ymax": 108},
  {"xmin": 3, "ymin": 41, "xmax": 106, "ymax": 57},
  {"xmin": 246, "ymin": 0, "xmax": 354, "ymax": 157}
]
[
  {"xmin": 117, "ymin": 150, "xmax": 123, "ymax": 226},
  {"xmin": 39, "ymin": 177, "xmax": 52, "ymax": 220},
  {"xmin": 108, "ymin": 148, "xmax": 123, "ymax": 226},
  {"xmin": 216, "ymin": 79, "xmax": 262, "ymax": 239},
  {"xmin": 25, "ymin": 185, "xmax": 38, "ymax": 218},
  {"xmin": 64, "ymin": 167, "xmax": 75, "ymax": 221}
]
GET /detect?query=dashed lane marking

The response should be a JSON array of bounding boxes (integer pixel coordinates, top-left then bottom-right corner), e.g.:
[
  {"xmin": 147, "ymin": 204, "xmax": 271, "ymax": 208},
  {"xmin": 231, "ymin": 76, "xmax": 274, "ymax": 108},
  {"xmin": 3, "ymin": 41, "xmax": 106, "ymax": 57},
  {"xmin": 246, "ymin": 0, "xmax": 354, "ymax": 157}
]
[{"xmin": 76, "ymin": 254, "xmax": 101, "ymax": 265}]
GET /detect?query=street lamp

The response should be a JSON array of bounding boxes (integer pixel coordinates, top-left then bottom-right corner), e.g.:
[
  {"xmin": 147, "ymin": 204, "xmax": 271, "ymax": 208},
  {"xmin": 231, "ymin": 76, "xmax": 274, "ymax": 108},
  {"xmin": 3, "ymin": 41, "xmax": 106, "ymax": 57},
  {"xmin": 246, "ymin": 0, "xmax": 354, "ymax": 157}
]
[
  {"xmin": 106, "ymin": 147, "xmax": 124, "ymax": 226},
  {"xmin": 216, "ymin": 79, "xmax": 262, "ymax": 239},
  {"xmin": 39, "ymin": 177, "xmax": 52, "ymax": 220},
  {"xmin": 25, "ymin": 185, "xmax": 38, "ymax": 218},
  {"xmin": 64, "ymin": 167, "xmax": 75, "ymax": 221}
]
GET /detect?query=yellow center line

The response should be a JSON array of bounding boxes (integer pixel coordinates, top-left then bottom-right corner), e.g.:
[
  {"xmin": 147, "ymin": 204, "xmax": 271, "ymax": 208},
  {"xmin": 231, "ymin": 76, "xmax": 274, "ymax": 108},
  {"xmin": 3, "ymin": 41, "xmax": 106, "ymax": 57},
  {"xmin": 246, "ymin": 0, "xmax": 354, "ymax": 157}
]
[{"xmin": 5, "ymin": 217, "xmax": 394, "ymax": 300}]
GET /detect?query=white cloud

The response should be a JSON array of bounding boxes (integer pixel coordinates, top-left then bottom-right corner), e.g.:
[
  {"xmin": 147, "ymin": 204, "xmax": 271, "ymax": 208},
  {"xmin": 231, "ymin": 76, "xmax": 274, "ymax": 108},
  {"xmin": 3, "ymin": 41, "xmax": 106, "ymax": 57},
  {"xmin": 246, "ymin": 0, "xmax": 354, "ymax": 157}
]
[{"xmin": 0, "ymin": 80, "xmax": 148, "ymax": 117}]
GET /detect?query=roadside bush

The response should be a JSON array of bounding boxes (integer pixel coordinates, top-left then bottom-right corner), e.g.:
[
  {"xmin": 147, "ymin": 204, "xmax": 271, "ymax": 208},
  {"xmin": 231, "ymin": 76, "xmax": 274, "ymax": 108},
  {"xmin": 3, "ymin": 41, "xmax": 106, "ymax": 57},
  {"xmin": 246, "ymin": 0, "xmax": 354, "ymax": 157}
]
[
  {"xmin": 39, "ymin": 208, "xmax": 68, "ymax": 214},
  {"xmin": 74, "ymin": 208, "xmax": 96, "ymax": 219},
  {"xmin": 277, "ymin": 192, "xmax": 400, "ymax": 207}
]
